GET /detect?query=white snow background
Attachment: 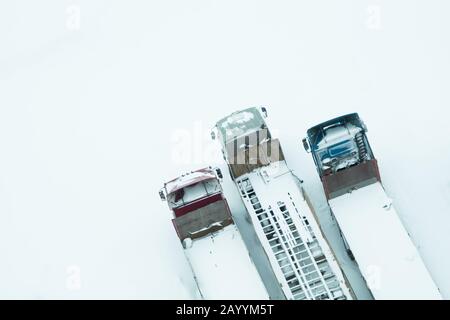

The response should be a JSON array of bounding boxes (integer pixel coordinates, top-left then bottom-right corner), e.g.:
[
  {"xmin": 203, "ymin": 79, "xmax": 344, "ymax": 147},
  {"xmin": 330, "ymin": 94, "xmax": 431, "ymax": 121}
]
[{"xmin": 0, "ymin": 0, "xmax": 449, "ymax": 299}]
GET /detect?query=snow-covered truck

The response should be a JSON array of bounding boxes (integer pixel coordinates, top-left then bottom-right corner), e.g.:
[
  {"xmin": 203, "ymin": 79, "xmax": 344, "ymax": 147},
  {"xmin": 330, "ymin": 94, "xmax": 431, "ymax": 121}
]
[
  {"xmin": 302, "ymin": 113, "xmax": 442, "ymax": 299},
  {"xmin": 159, "ymin": 167, "xmax": 269, "ymax": 300},
  {"xmin": 211, "ymin": 107, "xmax": 354, "ymax": 300}
]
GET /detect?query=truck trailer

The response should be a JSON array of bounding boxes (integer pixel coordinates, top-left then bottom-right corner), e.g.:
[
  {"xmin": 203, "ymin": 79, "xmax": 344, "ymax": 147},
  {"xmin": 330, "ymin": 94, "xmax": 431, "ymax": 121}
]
[
  {"xmin": 211, "ymin": 107, "xmax": 354, "ymax": 300},
  {"xmin": 159, "ymin": 167, "xmax": 269, "ymax": 299},
  {"xmin": 303, "ymin": 113, "xmax": 442, "ymax": 299}
]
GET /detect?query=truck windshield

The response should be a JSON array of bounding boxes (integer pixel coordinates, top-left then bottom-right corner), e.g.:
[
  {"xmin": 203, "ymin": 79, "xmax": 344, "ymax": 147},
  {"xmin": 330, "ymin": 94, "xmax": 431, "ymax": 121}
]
[{"xmin": 328, "ymin": 140, "xmax": 355, "ymax": 158}]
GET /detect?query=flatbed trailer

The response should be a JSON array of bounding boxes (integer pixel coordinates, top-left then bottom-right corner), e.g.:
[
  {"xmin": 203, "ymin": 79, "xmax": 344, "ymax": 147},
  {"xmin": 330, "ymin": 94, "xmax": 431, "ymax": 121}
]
[
  {"xmin": 329, "ymin": 182, "xmax": 441, "ymax": 299},
  {"xmin": 160, "ymin": 167, "xmax": 269, "ymax": 299}
]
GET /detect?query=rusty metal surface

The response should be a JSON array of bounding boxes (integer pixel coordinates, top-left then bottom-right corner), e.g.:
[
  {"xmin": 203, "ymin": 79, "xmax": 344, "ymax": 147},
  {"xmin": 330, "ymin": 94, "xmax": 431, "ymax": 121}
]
[
  {"xmin": 225, "ymin": 137, "xmax": 285, "ymax": 179},
  {"xmin": 322, "ymin": 159, "xmax": 381, "ymax": 200},
  {"xmin": 172, "ymin": 199, "xmax": 233, "ymax": 241}
]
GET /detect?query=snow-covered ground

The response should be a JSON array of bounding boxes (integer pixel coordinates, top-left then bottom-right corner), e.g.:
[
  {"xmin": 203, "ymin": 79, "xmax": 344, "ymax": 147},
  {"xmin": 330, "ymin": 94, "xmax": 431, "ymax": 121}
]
[{"xmin": 1, "ymin": 1, "xmax": 449, "ymax": 299}]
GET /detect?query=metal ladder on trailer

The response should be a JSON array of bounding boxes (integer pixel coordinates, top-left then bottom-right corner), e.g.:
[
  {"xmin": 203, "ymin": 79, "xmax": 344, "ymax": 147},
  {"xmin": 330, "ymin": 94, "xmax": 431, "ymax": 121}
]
[{"xmin": 237, "ymin": 177, "xmax": 347, "ymax": 300}]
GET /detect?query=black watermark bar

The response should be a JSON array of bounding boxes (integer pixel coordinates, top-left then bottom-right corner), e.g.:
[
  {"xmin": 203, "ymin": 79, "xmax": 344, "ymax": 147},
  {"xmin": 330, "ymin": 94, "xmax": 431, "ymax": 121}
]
[{"xmin": 1, "ymin": 299, "xmax": 448, "ymax": 318}]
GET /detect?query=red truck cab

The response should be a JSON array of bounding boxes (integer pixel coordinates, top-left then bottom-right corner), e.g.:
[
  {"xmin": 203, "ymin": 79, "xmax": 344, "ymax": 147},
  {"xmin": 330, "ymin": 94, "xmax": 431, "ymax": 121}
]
[{"xmin": 160, "ymin": 167, "xmax": 233, "ymax": 241}]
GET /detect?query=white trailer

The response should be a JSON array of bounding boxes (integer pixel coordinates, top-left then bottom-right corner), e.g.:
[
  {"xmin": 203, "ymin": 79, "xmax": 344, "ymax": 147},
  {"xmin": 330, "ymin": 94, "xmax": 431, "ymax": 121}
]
[
  {"xmin": 303, "ymin": 113, "xmax": 442, "ymax": 299},
  {"xmin": 212, "ymin": 107, "xmax": 354, "ymax": 300},
  {"xmin": 159, "ymin": 167, "xmax": 269, "ymax": 300}
]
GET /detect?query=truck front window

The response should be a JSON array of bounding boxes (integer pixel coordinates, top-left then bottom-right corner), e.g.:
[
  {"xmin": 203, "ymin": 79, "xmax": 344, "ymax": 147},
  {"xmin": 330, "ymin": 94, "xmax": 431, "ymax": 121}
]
[{"xmin": 329, "ymin": 140, "xmax": 355, "ymax": 157}]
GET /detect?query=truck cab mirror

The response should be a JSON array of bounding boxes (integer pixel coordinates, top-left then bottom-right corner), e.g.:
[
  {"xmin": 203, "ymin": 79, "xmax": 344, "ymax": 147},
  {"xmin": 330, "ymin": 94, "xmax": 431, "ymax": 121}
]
[
  {"xmin": 361, "ymin": 120, "xmax": 368, "ymax": 132},
  {"xmin": 159, "ymin": 189, "xmax": 166, "ymax": 201},
  {"xmin": 302, "ymin": 138, "xmax": 310, "ymax": 153},
  {"xmin": 215, "ymin": 168, "xmax": 223, "ymax": 180},
  {"xmin": 211, "ymin": 130, "xmax": 216, "ymax": 140},
  {"xmin": 261, "ymin": 107, "xmax": 268, "ymax": 118}
]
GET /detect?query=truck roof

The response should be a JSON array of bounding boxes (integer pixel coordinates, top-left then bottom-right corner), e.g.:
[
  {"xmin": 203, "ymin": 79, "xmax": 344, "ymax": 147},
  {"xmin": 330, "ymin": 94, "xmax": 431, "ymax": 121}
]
[
  {"xmin": 307, "ymin": 113, "xmax": 361, "ymax": 148},
  {"xmin": 216, "ymin": 107, "xmax": 266, "ymax": 144},
  {"xmin": 184, "ymin": 224, "xmax": 269, "ymax": 299},
  {"xmin": 164, "ymin": 168, "xmax": 216, "ymax": 194},
  {"xmin": 329, "ymin": 182, "xmax": 442, "ymax": 299},
  {"xmin": 316, "ymin": 123, "xmax": 361, "ymax": 150}
]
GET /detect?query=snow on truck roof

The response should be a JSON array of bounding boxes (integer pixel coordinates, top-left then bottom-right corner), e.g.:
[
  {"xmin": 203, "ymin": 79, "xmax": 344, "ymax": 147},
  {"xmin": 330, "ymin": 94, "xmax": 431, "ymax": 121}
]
[
  {"xmin": 216, "ymin": 107, "xmax": 266, "ymax": 144},
  {"xmin": 316, "ymin": 123, "xmax": 361, "ymax": 150},
  {"xmin": 307, "ymin": 113, "xmax": 363, "ymax": 148},
  {"xmin": 164, "ymin": 168, "xmax": 216, "ymax": 194},
  {"xmin": 184, "ymin": 224, "xmax": 269, "ymax": 299},
  {"xmin": 329, "ymin": 182, "xmax": 442, "ymax": 300}
]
